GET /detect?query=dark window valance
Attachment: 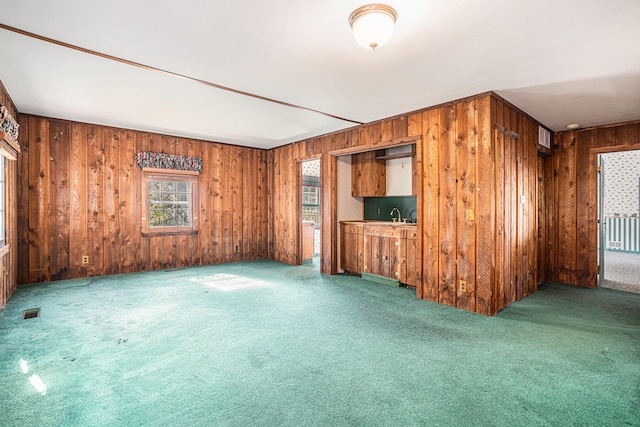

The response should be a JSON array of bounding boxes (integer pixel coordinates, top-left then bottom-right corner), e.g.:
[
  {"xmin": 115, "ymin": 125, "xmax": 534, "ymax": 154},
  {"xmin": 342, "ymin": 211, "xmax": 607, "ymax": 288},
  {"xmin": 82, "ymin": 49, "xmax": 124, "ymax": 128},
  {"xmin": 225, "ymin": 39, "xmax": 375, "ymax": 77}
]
[{"xmin": 136, "ymin": 151, "xmax": 202, "ymax": 173}]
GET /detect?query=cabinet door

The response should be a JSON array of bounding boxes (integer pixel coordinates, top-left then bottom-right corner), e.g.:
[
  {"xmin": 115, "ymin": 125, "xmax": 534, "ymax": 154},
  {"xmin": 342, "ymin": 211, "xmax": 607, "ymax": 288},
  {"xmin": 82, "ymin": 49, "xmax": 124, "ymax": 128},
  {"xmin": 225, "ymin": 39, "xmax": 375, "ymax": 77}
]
[
  {"xmin": 341, "ymin": 224, "xmax": 363, "ymax": 274},
  {"xmin": 372, "ymin": 235, "xmax": 385, "ymax": 277},
  {"xmin": 397, "ymin": 237, "xmax": 408, "ymax": 284},
  {"xmin": 351, "ymin": 151, "xmax": 386, "ymax": 197},
  {"xmin": 363, "ymin": 234, "xmax": 372, "ymax": 275},
  {"xmin": 381, "ymin": 236, "xmax": 391, "ymax": 278},
  {"xmin": 404, "ymin": 230, "xmax": 419, "ymax": 288},
  {"xmin": 340, "ymin": 225, "xmax": 349, "ymax": 272},
  {"xmin": 355, "ymin": 230, "xmax": 364, "ymax": 273}
]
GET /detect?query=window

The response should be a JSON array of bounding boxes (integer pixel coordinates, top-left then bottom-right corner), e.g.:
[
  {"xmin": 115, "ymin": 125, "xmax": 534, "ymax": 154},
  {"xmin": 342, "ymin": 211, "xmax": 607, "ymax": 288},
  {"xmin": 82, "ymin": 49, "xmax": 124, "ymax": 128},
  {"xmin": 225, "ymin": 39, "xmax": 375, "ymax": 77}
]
[
  {"xmin": 149, "ymin": 180, "xmax": 192, "ymax": 227},
  {"xmin": 142, "ymin": 170, "xmax": 198, "ymax": 236},
  {"xmin": 302, "ymin": 175, "xmax": 320, "ymax": 225}
]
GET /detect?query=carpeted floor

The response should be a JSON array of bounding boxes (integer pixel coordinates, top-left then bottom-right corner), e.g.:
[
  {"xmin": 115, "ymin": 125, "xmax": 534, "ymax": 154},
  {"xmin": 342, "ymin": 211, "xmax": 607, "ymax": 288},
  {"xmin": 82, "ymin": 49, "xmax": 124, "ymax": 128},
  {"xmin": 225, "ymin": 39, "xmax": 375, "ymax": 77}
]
[
  {"xmin": 1, "ymin": 260, "xmax": 638, "ymax": 426},
  {"xmin": 603, "ymin": 250, "xmax": 640, "ymax": 294}
]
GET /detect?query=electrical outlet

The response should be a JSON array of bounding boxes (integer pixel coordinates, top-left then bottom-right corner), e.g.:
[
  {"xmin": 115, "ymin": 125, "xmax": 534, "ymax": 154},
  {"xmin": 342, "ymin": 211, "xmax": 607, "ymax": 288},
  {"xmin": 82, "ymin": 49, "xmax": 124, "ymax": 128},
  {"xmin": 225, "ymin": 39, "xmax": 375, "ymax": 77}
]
[
  {"xmin": 460, "ymin": 280, "xmax": 467, "ymax": 292},
  {"xmin": 235, "ymin": 245, "xmax": 238, "ymax": 251},
  {"xmin": 82, "ymin": 256, "xmax": 89, "ymax": 264}
]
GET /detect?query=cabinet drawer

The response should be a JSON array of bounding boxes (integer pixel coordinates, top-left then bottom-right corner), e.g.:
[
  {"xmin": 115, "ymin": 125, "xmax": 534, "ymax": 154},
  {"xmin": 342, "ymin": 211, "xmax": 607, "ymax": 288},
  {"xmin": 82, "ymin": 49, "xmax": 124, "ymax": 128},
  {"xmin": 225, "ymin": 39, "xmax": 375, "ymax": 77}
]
[{"xmin": 364, "ymin": 225, "xmax": 402, "ymax": 238}]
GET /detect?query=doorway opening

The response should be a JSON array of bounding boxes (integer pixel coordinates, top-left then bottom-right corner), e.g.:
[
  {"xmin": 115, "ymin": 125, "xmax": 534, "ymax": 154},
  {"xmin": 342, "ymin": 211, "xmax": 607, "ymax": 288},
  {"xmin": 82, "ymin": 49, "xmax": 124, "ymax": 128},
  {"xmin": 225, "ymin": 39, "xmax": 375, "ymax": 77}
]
[
  {"xmin": 598, "ymin": 149, "xmax": 640, "ymax": 294},
  {"xmin": 301, "ymin": 159, "xmax": 321, "ymax": 270}
]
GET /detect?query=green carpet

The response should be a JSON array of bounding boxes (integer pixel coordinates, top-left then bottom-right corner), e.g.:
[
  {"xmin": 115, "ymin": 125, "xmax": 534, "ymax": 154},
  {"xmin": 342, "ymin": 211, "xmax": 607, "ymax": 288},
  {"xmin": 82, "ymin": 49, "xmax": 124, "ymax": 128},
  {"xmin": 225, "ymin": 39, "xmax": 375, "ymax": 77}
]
[{"xmin": 0, "ymin": 260, "xmax": 638, "ymax": 426}]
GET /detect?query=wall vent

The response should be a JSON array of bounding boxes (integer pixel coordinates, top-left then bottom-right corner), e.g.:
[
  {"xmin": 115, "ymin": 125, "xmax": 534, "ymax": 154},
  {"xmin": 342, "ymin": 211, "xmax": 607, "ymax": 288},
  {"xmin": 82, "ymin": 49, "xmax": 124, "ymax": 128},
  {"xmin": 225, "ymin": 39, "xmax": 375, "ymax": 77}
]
[
  {"xmin": 22, "ymin": 308, "xmax": 41, "ymax": 320},
  {"xmin": 539, "ymin": 126, "xmax": 551, "ymax": 149}
]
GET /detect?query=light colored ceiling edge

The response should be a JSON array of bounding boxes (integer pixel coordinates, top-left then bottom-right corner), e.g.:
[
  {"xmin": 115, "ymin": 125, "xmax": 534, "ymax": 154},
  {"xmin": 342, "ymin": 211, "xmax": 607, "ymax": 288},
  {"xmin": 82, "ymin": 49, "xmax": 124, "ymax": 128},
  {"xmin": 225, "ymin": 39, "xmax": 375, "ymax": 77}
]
[{"xmin": 0, "ymin": 22, "xmax": 364, "ymax": 127}]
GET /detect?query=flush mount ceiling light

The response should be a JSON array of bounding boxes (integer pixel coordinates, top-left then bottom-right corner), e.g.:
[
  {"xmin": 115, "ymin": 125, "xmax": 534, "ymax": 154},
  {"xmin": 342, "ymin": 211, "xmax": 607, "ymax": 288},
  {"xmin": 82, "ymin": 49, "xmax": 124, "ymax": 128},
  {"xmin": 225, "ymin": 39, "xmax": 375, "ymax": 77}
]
[
  {"xmin": 349, "ymin": 4, "xmax": 398, "ymax": 50},
  {"xmin": 566, "ymin": 123, "xmax": 581, "ymax": 130}
]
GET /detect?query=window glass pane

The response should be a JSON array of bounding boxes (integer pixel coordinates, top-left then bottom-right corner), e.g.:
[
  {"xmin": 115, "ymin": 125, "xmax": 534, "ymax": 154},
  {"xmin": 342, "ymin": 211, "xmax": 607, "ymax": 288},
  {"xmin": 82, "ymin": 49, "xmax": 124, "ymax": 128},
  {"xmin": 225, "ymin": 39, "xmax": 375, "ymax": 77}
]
[
  {"xmin": 177, "ymin": 209, "xmax": 191, "ymax": 226},
  {"xmin": 146, "ymin": 175, "xmax": 195, "ymax": 229},
  {"xmin": 164, "ymin": 210, "xmax": 177, "ymax": 226},
  {"xmin": 149, "ymin": 191, "xmax": 161, "ymax": 202},
  {"xmin": 302, "ymin": 206, "xmax": 320, "ymax": 223},
  {"xmin": 149, "ymin": 209, "xmax": 164, "ymax": 227}
]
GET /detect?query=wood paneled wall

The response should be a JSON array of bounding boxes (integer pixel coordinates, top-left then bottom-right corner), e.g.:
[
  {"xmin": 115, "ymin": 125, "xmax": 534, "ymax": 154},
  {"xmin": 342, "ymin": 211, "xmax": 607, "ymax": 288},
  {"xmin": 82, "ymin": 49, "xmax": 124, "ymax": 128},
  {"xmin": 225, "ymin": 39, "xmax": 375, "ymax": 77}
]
[
  {"xmin": 550, "ymin": 121, "xmax": 640, "ymax": 288},
  {"xmin": 491, "ymin": 97, "xmax": 541, "ymax": 312},
  {"xmin": 13, "ymin": 91, "xmax": 547, "ymax": 316},
  {"xmin": 0, "ymin": 79, "xmax": 18, "ymax": 308},
  {"xmin": 419, "ymin": 97, "xmax": 540, "ymax": 314},
  {"xmin": 269, "ymin": 93, "xmax": 545, "ymax": 315},
  {"xmin": 17, "ymin": 115, "xmax": 269, "ymax": 284},
  {"xmin": 268, "ymin": 143, "xmax": 298, "ymax": 265},
  {"xmin": 420, "ymin": 99, "xmax": 485, "ymax": 313}
]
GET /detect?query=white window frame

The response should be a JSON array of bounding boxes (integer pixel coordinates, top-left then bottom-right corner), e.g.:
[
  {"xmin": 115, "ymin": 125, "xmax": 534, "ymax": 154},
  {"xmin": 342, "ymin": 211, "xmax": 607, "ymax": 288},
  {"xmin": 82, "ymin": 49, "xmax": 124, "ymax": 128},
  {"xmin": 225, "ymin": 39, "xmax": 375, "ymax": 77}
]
[{"xmin": 141, "ymin": 168, "xmax": 199, "ymax": 237}]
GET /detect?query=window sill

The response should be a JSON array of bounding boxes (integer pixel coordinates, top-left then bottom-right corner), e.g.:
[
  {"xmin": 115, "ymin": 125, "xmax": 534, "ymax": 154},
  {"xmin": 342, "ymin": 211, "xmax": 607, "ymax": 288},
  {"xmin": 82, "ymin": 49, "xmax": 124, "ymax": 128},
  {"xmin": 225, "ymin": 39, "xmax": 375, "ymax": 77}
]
[{"xmin": 142, "ymin": 229, "xmax": 199, "ymax": 238}]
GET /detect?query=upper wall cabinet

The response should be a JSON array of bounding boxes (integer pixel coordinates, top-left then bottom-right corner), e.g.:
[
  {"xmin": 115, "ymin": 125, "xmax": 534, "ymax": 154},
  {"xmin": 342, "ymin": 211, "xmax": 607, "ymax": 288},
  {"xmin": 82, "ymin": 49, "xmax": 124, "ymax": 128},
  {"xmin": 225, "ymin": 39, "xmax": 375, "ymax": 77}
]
[{"xmin": 351, "ymin": 150, "xmax": 386, "ymax": 197}]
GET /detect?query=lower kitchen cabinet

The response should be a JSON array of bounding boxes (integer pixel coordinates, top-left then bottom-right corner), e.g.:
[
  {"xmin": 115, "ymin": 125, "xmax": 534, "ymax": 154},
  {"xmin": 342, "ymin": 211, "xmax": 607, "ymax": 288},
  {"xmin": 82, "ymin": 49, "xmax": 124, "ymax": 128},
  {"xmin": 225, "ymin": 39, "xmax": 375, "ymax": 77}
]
[
  {"xmin": 340, "ymin": 221, "xmax": 418, "ymax": 288},
  {"xmin": 402, "ymin": 228, "xmax": 419, "ymax": 288},
  {"xmin": 340, "ymin": 222, "xmax": 363, "ymax": 274}
]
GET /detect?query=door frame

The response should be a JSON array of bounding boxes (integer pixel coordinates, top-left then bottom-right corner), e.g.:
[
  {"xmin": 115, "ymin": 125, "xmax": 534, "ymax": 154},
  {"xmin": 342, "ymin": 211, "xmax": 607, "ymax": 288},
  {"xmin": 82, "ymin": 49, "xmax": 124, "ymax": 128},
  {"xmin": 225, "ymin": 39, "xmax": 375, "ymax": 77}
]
[
  {"xmin": 597, "ymin": 154, "xmax": 605, "ymax": 288},
  {"xmin": 589, "ymin": 144, "xmax": 640, "ymax": 288},
  {"xmin": 298, "ymin": 158, "xmax": 322, "ymax": 266}
]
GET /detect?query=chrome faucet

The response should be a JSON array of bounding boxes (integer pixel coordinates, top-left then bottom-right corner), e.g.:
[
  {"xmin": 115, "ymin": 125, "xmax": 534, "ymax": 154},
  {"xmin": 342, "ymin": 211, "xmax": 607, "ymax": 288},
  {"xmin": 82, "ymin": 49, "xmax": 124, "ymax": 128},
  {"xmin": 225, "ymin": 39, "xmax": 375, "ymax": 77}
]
[{"xmin": 390, "ymin": 207, "xmax": 401, "ymax": 222}]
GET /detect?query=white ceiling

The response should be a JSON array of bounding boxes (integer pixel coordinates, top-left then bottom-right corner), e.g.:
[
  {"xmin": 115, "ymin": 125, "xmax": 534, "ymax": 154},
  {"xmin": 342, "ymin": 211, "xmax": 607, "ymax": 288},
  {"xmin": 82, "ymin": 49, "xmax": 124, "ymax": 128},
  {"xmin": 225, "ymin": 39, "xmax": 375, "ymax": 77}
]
[{"xmin": 1, "ymin": 0, "xmax": 639, "ymax": 149}]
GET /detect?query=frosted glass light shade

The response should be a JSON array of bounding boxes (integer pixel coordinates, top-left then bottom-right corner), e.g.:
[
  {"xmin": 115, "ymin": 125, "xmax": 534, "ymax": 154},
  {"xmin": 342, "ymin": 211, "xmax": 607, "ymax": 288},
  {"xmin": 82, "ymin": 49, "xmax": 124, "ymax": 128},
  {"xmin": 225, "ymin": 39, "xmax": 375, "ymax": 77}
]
[{"xmin": 349, "ymin": 4, "xmax": 397, "ymax": 49}]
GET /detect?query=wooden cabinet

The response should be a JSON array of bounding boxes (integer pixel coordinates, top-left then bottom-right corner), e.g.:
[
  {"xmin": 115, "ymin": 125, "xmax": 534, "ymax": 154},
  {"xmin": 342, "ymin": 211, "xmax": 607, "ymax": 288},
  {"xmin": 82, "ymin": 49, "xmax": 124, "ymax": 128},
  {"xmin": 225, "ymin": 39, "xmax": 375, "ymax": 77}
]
[
  {"xmin": 302, "ymin": 221, "xmax": 315, "ymax": 261},
  {"xmin": 363, "ymin": 224, "xmax": 400, "ymax": 279},
  {"xmin": 341, "ymin": 221, "xmax": 418, "ymax": 288},
  {"xmin": 402, "ymin": 228, "xmax": 419, "ymax": 288},
  {"xmin": 340, "ymin": 222, "xmax": 363, "ymax": 274},
  {"xmin": 351, "ymin": 150, "xmax": 386, "ymax": 197}
]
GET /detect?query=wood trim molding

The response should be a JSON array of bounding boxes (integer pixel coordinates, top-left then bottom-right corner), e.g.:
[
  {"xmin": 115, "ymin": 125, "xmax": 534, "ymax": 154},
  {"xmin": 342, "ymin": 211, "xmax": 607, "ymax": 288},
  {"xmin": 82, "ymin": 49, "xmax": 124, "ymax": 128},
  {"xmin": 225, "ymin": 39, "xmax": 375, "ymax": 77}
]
[
  {"xmin": 327, "ymin": 135, "xmax": 421, "ymax": 156},
  {"xmin": 141, "ymin": 230, "xmax": 198, "ymax": 238},
  {"xmin": 589, "ymin": 142, "xmax": 640, "ymax": 155},
  {"xmin": 0, "ymin": 131, "xmax": 20, "ymax": 160},
  {"xmin": 496, "ymin": 125, "xmax": 520, "ymax": 140},
  {"xmin": 141, "ymin": 167, "xmax": 199, "ymax": 176}
]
